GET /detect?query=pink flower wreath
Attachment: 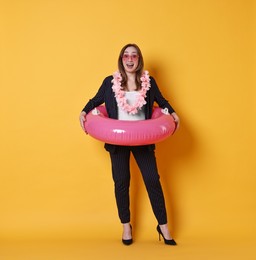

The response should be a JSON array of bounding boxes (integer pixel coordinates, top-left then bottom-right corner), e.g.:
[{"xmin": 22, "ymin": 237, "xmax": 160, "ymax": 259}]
[{"xmin": 111, "ymin": 71, "xmax": 151, "ymax": 115}]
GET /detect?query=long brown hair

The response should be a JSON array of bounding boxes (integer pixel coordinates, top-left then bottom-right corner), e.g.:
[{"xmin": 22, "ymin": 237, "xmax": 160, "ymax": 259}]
[{"xmin": 118, "ymin": 43, "xmax": 144, "ymax": 90}]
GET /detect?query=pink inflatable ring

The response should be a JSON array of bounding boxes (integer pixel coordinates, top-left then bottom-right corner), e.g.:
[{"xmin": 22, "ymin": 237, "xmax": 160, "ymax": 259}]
[{"xmin": 84, "ymin": 106, "xmax": 176, "ymax": 146}]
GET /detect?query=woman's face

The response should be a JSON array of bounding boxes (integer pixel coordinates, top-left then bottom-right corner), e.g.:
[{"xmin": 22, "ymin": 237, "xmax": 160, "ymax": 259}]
[{"xmin": 122, "ymin": 46, "xmax": 139, "ymax": 74}]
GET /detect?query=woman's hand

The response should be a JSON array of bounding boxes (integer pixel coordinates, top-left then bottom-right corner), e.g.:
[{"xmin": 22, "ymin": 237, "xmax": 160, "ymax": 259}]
[
  {"xmin": 171, "ymin": 112, "xmax": 180, "ymax": 130},
  {"xmin": 79, "ymin": 111, "xmax": 87, "ymax": 133}
]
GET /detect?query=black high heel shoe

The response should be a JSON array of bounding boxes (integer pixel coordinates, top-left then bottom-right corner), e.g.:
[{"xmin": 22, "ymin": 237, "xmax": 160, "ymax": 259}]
[
  {"xmin": 156, "ymin": 225, "xmax": 177, "ymax": 245},
  {"xmin": 122, "ymin": 224, "xmax": 133, "ymax": 245}
]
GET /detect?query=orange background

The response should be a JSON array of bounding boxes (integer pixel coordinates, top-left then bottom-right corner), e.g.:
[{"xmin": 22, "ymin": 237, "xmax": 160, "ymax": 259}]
[{"xmin": 0, "ymin": 0, "xmax": 255, "ymax": 259}]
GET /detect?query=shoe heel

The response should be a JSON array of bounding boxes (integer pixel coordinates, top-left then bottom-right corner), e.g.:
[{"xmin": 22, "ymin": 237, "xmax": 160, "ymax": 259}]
[{"xmin": 156, "ymin": 225, "xmax": 177, "ymax": 246}]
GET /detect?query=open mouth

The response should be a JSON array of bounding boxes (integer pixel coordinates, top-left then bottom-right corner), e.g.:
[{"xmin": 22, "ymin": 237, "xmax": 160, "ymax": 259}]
[{"xmin": 126, "ymin": 63, "xmax": 134, "ymax": 69}]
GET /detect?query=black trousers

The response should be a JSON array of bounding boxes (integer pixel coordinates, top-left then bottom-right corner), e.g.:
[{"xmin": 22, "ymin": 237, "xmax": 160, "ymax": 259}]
[{"xmin": 109, "ymin": 145, "xmax": 167, "ymax": 225}]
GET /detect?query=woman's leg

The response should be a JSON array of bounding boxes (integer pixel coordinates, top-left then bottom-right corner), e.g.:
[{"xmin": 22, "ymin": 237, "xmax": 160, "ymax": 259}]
[
  {"xmin": 132, "ymin": 146, "xmax": 174, "ymax": 240},
  {"xmin": 132, "ymin": 146, "xmax": 167, "ymax": 225},
  {"xmin": 109, "ymin": 146, "xmax": 131, "ymax": 224}
]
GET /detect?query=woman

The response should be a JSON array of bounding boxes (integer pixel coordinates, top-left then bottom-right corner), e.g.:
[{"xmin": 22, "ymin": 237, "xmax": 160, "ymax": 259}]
[{"xmin": 79, "ymin": 43, "xmax": 180, "ymax": 245}]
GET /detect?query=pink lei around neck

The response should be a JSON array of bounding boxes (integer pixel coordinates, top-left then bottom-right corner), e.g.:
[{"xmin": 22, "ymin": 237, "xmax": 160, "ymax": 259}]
[{"xmin": 111, "ymin": 71, "xmax": 151, "ymax": 115}]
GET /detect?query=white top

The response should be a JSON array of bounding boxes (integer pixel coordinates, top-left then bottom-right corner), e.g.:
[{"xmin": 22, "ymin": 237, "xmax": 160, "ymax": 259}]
[{"xmin": 118, "ymin": 91, "xmax": 146, "ymax": 121}]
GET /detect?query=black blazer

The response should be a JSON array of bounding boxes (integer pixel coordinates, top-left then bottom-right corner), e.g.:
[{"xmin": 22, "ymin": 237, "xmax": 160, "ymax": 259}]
[{"xmin": 82, "ymin": 75, "xmax": 175, "ymax": 152}]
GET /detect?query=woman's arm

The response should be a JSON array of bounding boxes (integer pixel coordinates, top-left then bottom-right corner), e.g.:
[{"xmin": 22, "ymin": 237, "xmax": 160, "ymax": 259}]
[
  {"xmin": 79, "ymin": 76, "xmax": 110, "ymax": 132},
  {"xmin": 151, "ymin": 77, "xmax": 180, "ymax": 129},
  {"xmin": 81, "ymin": 77, "xmax": 110, "ymax": 114}
]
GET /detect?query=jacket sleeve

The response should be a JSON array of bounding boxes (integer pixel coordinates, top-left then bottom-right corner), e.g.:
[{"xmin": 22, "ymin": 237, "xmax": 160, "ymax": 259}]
[
  {"xmin": 150, "ymin": 77, "xmax": 175, "ymax": 114},
  {"xmin": 81, "ymin": 77, "xmax": 109, "ymax": 114}
]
